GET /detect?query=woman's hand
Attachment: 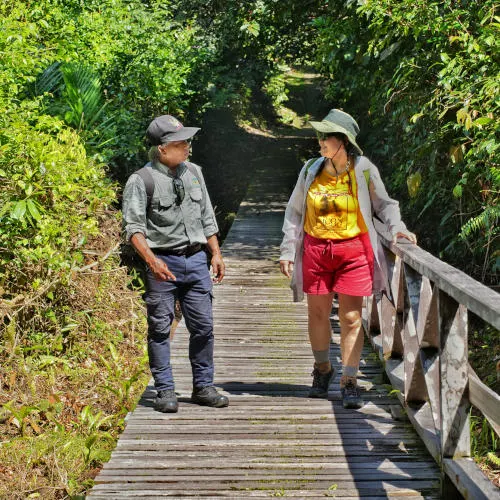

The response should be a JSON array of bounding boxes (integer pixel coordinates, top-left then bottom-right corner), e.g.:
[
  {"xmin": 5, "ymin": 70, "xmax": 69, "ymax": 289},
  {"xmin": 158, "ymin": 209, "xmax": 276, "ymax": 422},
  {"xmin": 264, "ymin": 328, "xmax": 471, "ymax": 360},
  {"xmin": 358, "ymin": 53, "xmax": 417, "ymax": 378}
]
[
  {"xmin": 280, "ymin": 260, "xmax": 294, "ymax": 278},
  {"xmin": 392, "ymin": 231, "xmax": 417, "ymax": 245}
]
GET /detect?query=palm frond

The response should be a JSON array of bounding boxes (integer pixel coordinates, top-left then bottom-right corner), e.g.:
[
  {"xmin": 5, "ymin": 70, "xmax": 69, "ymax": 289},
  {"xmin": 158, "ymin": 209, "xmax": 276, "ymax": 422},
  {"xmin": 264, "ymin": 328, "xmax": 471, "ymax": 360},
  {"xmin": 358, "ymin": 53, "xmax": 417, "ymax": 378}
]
[
  {"xmin": 61, "ymin": 63, "xmax": 103, "ymax": 130},
  {"xmin": 28, "ymin": 62, "xmax": 64, "ymax": 97}
]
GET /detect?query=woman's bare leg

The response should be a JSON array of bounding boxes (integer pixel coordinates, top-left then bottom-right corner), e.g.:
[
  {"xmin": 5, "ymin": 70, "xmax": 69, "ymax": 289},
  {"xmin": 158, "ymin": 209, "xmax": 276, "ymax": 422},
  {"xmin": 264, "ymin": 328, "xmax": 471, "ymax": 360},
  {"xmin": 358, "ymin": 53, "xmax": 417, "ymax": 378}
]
[
  {"xmin": 307, "ymin": 293, "xmax": 336, "ymax": 396},
  {"xmin": 337, "ymin": 293, "xmax": 364, "ymax": 384},
  {"xmin": 337, "ymin": 293, "xmax": 364, "ymax": 408},
  {"xmin": 307, "ymin": 293, "xmax": 335, "ymax": 362}
]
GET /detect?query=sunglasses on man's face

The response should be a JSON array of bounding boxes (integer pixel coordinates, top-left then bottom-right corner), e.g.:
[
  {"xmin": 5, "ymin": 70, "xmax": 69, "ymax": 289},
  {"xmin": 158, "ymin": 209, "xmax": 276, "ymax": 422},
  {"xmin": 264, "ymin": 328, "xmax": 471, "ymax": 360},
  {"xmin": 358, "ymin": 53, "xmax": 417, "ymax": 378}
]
[
  {"xmin": 161, "ymin": 139, "xmax": 192, "ymax": 151},
  {"xmin": 171, "ymin": 138, "xmax": 192, "ymax": 147},
  {"xmin": 173, "ymin": 177, "xmax": 185, "ymax": 206}
]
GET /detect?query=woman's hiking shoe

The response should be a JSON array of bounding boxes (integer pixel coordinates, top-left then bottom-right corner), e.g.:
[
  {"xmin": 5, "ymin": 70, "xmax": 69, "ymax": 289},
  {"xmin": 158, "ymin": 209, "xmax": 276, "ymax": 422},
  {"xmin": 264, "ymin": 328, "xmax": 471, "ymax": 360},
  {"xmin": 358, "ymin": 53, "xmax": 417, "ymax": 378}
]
[
  {"xmin": 155, "ymin": 389, "xmax": 178, "ymax": 413},
  {"xmin": 191, "ymin": 386, "xmax": 229, "ymax": 407},
  {"xmin": 309, "ymin": 366, "xmax": 336, "ymax": 398},
  {"xmin": 341, "ymin": 380, "xmax": 363, "ymax": 409}
]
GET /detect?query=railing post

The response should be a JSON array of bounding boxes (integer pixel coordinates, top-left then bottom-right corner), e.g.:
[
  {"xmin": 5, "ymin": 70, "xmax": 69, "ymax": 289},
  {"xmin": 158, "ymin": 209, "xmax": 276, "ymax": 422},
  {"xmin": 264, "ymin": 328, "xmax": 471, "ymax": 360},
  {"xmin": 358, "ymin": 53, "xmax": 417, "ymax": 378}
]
[
  {"xmin": 370, "ymin": 228, "xmax": 500, "ymax": 499},
  {"xmin": 439, "ymin": 289, "xmax": 470, "ymax": 496}
]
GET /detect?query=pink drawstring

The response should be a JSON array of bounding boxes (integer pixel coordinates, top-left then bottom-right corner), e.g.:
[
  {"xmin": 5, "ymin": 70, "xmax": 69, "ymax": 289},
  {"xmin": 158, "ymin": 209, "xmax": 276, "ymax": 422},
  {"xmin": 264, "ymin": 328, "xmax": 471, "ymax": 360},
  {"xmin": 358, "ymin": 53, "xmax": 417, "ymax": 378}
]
[{"xmin": 321, "ymin": 240, "xmax": 335, "ymax": 259}]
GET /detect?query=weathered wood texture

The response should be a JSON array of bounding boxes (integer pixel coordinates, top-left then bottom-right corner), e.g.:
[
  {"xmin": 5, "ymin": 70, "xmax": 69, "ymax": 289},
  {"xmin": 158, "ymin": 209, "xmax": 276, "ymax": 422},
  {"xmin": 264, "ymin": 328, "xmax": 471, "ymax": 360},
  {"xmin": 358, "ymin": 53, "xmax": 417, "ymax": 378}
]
[
  {"xmin": 365, "ymin": 224, "xmax": 500, "ymax": 499},
  {"xmin": 88, "ymin": 163, "xmax": 442, "ymax": 498}
]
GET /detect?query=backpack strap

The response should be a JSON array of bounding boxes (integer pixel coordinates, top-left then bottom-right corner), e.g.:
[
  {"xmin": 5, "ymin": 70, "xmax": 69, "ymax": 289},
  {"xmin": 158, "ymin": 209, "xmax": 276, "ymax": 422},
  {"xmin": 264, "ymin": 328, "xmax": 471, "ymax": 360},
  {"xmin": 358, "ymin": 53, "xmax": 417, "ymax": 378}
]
[
  {"xmin": 304, "ymin": 158, "xmax": 371, "ymax": 189},
  {"xmin": 134, "ymin": 161, "xmax": 204, "ymax": 212},
  {"xmin": 303, "ymin": 157, "xmax": 320, "ymax": 179},
  {"xmin": 363, "ymin": 169, "xmax": 370, "ymax": 187},
  {"xmin": 134, "ymin": 165, "xmax": 155, "ymax": 212}
]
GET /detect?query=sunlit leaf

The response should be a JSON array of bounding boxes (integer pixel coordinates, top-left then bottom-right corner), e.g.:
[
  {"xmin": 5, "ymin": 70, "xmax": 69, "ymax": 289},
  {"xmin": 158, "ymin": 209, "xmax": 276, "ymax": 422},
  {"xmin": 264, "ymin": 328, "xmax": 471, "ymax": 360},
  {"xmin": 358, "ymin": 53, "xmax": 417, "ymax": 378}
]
[
  {"xmin": 26, "ymin": 199, "xmax": 41, "ymax": 221},
  {"xmin": 10, "ymin": 200, "xmax": 26, "ymax": 220},
  {"xmin": 453, "ymin": 185, "xmax": 463, "ymax": 198},
  {"xmin": 407, "ymin": 172, "xmax": 422, "ymax": 198},
  {"xmin": 473, "ymin": 117, "xmax": 493, "ymax": 127},
  {"xmin": 449, "ymin": 145, "xmax": 463, "ymax": 163}
]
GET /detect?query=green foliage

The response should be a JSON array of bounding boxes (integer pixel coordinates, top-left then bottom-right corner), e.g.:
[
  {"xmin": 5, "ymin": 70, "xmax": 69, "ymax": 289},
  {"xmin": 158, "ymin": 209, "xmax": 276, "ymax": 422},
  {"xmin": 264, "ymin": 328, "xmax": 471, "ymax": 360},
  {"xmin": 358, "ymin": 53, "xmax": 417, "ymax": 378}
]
[
  {"xmin": 0, "ymin": 115, "xmax": 115, "ymax": 298},
  {"xmin": 1, "ymin": 0, "xmax": 209, "ymax": 169},
  {"xmin": 312, "ymin": 0, "xmax": 499, "ymax": 284},
  {"xmin": 31, "ymin": 62, "xmax": 119, "ymax": 161},
  {"xmin": 175, "ymin": 0, "xmax": 324, "ymax": 117},
  {"xmin": 1, "ymin": 0, "xmax": 498, "ymax": 495},
  {"xmin": 470, "ymin": 413, "xmax": 499, "ymax": 462},
  {"xmin": 0, "ymin": 429, "xmax": 115, "ymax": 496}
]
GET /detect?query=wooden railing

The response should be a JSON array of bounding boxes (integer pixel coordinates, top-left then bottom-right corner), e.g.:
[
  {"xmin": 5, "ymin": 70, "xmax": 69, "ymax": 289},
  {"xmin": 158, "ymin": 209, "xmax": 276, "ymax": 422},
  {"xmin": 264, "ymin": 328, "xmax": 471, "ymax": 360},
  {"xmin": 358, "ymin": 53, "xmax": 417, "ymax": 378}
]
[{"xmin": 363, "ymin": 221, "xmax": 500, "ymax": 499}]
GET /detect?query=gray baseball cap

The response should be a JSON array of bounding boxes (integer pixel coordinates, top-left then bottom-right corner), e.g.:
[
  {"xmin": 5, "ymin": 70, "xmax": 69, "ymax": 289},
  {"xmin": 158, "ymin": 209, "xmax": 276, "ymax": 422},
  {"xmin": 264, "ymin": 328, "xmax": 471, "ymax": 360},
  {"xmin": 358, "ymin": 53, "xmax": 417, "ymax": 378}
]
[{"xmin": 146, "ymin": 115, "xmax": 200, "ymax": 145}]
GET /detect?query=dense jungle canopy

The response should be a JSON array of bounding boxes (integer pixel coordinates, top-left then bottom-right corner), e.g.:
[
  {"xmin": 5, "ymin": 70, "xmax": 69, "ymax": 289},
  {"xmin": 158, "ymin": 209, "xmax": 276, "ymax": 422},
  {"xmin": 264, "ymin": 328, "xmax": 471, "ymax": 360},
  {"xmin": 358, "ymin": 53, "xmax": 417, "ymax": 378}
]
[{"xmin": 0, "ymin": 0, "xmax": 498, "ymax": 497}]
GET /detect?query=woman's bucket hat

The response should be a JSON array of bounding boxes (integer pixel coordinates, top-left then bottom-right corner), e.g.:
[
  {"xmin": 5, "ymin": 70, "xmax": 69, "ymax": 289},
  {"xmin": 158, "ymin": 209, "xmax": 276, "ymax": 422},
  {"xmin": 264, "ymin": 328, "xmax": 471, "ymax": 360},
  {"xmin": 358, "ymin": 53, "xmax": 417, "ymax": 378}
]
[{"xmin": 309, "ymin": 109, "xmax": 363, "ymax": 156}]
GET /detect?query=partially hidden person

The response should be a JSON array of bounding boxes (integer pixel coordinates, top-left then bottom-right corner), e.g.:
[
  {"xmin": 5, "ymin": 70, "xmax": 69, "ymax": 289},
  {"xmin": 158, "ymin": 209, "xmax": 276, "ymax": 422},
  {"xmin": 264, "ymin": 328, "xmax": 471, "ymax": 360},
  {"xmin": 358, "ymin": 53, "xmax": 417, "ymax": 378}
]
[
  {"xmin": 279, "ymin": 109, "xmax": 416, "ymax": 409},
  {"xmin": 122, "ymin": 115, "xmax": 229, "ymax": 413}
]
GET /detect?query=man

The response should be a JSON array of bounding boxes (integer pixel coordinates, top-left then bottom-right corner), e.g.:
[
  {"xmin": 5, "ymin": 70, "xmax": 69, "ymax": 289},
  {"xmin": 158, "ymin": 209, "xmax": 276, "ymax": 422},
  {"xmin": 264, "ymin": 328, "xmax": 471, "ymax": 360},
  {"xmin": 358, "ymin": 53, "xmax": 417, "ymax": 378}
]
[{"xmin": 122, "ymin": 115, "xmax": 228, "ymax": 413}]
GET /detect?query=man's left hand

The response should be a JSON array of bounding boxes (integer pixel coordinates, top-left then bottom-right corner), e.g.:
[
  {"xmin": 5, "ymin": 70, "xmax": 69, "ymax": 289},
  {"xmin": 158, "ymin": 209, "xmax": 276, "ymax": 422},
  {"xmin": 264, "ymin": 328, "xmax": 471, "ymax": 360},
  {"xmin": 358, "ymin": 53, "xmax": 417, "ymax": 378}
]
[{"xmin": 211, "ymin": 254, "xmax": 225, "ymax": 283}]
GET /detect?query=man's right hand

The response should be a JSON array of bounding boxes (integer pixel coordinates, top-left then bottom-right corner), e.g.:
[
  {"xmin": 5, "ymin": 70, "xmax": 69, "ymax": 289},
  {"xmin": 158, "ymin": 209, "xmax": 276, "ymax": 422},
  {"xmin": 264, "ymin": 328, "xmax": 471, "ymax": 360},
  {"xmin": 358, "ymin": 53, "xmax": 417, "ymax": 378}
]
[
  {"xmin": 130, "ymin": 233, "xmax": 176, "ymax": 282},
  {"xmin": 147, "ymin": 257, "xmax": 176, "ymax": 282},
  {"xmin": 279, "ymin": 260, "xmax": 294, "ymax": 278}
]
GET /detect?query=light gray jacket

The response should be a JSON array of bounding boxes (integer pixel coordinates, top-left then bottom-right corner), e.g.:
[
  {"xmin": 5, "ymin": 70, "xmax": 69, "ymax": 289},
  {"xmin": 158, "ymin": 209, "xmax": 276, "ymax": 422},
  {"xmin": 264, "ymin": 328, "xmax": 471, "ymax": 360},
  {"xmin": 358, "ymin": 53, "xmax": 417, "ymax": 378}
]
[{"xmin": 279, "ymin": 156, "xmax": 408, "ymax": 302}]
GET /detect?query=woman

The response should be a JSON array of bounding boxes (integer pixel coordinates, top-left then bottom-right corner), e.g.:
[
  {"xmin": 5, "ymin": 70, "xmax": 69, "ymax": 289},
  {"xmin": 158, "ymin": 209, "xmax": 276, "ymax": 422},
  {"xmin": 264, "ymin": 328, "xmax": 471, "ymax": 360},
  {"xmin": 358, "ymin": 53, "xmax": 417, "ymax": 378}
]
[{"xmin": 279, "ymin": 109, "xmax": 416, "ymax": 409}]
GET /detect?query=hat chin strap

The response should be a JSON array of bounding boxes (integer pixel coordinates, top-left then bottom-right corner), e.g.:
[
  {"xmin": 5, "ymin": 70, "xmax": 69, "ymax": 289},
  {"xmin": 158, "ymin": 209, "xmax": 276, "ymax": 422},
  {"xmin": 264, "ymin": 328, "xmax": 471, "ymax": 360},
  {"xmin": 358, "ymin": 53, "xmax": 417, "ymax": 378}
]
[{"xmin": 327, "ymin": 143, "xmax": 343, "ymax": 160}]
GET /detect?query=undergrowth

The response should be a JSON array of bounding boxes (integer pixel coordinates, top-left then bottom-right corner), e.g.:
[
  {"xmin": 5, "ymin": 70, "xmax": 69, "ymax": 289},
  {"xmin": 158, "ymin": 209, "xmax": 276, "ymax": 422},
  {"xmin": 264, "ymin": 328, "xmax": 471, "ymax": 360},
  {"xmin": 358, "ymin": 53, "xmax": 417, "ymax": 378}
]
[{"xmin": 0, "ymin": 214, "xmax": 148, "ymax": 498}]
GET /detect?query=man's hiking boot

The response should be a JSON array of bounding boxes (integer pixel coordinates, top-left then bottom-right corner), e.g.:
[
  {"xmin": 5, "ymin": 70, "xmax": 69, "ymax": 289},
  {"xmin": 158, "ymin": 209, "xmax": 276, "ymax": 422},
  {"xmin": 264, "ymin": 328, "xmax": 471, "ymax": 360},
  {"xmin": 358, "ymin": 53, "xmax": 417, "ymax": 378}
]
[
  {"xmin": 341, "ymin": 380, "xmax": 363, "ymax": 409},
  {"xmin": 309, "ymin": 366, "xmax": 336, "ymax": 398},
  {"xmin": 154, "ymin": 389, "xmax": 178, "ymax": 413},
  {"xmin": 192, "ymin": 386, "xmax": 229, "ymax": 408}
]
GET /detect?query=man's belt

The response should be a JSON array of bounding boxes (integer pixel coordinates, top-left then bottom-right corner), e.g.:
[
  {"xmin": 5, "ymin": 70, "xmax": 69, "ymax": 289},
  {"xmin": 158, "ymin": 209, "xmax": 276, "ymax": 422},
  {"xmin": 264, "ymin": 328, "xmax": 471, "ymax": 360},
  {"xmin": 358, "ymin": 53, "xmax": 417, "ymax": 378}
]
[{"xmin": 155, "ymin": 244, "xmax": 203, "ymax": 257}]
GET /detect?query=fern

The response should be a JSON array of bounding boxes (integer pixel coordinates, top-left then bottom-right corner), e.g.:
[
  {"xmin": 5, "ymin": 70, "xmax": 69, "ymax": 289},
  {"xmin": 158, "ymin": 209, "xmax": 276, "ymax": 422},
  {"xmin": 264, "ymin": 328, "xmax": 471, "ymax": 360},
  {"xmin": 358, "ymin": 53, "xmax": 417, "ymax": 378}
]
[
  {"xmin": 460, "ymin": 205, "xmax": 500, "ymax": 240},
  {"xmin": 490, "ymin": 166, "xmax": 500, "ymax": 187},
  {"xmin": 486, "ymin": 452, "xmax": 500, "ymax": 467}
]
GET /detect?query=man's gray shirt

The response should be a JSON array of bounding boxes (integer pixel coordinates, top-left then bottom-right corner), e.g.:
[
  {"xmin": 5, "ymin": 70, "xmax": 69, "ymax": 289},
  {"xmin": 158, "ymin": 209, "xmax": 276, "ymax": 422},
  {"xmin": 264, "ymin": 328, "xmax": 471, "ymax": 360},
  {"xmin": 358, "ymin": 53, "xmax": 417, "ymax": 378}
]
[{"xmin": 122, "ymin": 161, "xmax": 219, "ymax": 250}]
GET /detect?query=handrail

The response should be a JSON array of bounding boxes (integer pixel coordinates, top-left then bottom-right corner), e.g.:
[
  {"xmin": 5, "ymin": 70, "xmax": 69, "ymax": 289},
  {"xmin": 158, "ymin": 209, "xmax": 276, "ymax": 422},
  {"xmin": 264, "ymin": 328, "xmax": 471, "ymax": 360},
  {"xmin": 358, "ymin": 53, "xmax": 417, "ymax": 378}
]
[{"xmin": 363, "ymin": 221, "xmax": 500, "ymax": 499}]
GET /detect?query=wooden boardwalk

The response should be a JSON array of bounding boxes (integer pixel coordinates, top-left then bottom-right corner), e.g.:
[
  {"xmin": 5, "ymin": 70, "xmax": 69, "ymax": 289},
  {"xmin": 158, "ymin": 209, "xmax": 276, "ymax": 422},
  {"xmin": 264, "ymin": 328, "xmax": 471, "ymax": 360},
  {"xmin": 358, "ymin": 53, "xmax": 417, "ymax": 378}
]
[{"xmin": 88, "ymin": 152, "xmax": 441, "ymax": 498}]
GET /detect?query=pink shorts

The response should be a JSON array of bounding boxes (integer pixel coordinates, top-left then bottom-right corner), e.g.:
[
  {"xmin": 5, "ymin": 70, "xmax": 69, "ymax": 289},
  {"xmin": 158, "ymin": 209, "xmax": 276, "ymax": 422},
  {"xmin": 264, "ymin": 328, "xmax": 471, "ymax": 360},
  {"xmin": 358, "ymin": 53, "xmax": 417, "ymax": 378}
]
[{"xmin": 303, "ymin": 232, "xmax": 374, "ymax": 296}]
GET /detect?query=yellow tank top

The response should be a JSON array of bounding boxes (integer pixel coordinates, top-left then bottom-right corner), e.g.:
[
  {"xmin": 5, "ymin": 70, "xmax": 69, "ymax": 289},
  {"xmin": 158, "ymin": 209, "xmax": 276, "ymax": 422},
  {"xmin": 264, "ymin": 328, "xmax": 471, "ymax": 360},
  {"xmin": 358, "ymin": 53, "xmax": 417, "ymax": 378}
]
[{"xmin": 304, "ymin": 166, "xmax": 368, "ymax": 239}]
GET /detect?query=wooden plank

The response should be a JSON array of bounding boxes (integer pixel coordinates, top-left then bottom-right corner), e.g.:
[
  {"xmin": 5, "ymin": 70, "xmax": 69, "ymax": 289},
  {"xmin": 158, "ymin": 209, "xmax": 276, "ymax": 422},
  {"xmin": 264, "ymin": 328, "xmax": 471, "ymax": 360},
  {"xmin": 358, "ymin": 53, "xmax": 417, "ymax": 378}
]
[
  {"xmin": 90, "ymin": 474, "xmax": 439, "ymax": 490},
  {"xmin": 403, "ymin": 268, "xmax": 428, "ymax": 405},
  {"xmin": 439, "ymin": 291, "xmax": 470, "ymax": 459},
  {"xmin": 90, "ymin": 479, "xmax": 440, "ymax": 491},
  {"xmin": 442, "ymin": 458, "xmax": 500, "ymax": 500},
  {"xmin": 90, "ymin": 494, "xmax": 438, "ymax": 499},
  {"xmin": 469, "ymin": 366, "xmax": 500, "ymax": 436},
  {"xmin": 115, "ymin": 435, "xmax": 423, "ymax": 445},
  {"xmin": 374, "ymin": 219, "xmax": 500, "ymax": 329},
  {"xmin": 380, "ymin": 292, "xmax": 404, "ymax": 358},
  {"xmin": 102, "ymin": 459, "xmax": 437, "ymax": 469},
  {"xmin": 383, "ymin": 359, "xmax": 441, "ymax": 462}
]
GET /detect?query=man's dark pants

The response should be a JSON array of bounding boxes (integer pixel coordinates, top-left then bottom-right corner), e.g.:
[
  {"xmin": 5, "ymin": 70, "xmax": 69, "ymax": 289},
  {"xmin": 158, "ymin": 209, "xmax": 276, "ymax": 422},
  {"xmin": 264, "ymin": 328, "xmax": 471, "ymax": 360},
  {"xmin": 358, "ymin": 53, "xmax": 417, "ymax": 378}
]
[{"xmin": 144, "ymin": 250, "xmax": 214, "ymax": 391}]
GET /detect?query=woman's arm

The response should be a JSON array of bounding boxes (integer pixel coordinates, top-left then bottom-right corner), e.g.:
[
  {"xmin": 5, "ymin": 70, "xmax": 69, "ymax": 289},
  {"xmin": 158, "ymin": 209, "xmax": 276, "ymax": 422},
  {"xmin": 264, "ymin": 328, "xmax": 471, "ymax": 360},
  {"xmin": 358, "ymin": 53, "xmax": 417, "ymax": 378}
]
[
  {"xmin": 280, "ymin": 165, "xmax": 307, "ymax": 263},
  {"xmin": 368, "ymin": 163, "xmax": 416, "ymax": 244}
]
